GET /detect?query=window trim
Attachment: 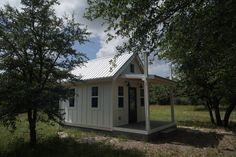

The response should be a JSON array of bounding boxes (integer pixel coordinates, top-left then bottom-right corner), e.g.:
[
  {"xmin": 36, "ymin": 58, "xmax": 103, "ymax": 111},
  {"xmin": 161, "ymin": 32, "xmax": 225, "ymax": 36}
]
[
  {"xmin": 118, "ymin": 86, "xmax": 124, "ymax": 108},
  {"xmin": 130, "ymin": 64, "xmax": 135, "ymax": 73},
  {"xmin": 91, "ymin": 86, "xmax": 99, "ymax": 109},
  {"xmin": 68, "ymin": 89, "xmax": 75, "ymax": 108}
]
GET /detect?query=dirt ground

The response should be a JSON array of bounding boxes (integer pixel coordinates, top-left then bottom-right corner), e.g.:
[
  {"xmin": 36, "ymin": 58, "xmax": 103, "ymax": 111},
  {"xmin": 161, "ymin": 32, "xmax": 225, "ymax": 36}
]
[{"xmin": 59, "ymin": 126, "xmax": 236, "ymax": 157}]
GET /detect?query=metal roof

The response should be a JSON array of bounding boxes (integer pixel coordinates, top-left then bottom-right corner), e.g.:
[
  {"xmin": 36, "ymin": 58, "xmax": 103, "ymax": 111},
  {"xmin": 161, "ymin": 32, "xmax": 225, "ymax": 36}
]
[{"xmin": 72, "ymin": 53, "xmax": 134, "ymax": 80}]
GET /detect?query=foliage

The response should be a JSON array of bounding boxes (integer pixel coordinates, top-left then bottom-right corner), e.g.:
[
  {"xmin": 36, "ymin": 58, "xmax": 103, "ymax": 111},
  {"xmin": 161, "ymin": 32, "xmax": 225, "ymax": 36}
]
[
  {"xmin": 85, "ymin": 0, "xmax": 236, "ymax": 127},
  {"xmin": 150, "ymin": 105, "xmax": 236, "ymax": 128},
  {"xmin": 149, "ymin": 85, "xmax": 172, "ymax": 105},
  {"xmin": 159, "ymin": 0, "xmax": 236, "ymax": 126},
  {"xmin": 0, "ymin": 0, "xmax": 89, "ymax": 145},
  {"xmin": 85, "ymin": 0, "xmax": 199, "ymax": 55}
]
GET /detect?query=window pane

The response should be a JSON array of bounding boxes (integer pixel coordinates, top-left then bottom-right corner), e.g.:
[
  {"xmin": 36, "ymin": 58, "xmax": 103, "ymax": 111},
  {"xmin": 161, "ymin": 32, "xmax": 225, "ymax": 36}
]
[
  {"xmin": 130, "ymin": 64, "xmax": 134, "ymax": 73},
  {"xmin": 69, "ymin": 98, "xmax": 75, "ymax": 107},
  {"xmin": 92, "ymin": 87, "xmax": 98, "ymax": 96},
  {"xmin": 141, "ymin": 98, "xmax": 144, "ymax": 107},
  {"xmin": 140, "ymin": 88, "xmax": 144, "ymax": 97},
  {"xmin": 118, "ymin": 86, "xmax": 124, "ymax": 96},
  {"xmin": 118, "ymin": 97, "xmax": 124, "ymax": 108},
  {"xmin": 92, "ymin": 97, "xmax": 98, "ymax": 108},
  {"xmin": 69, "ymin": 89, "xmax": 75, "ymax": 97},
  {"xmin": 68, "ymin": 89, "xmax": 75, "ymax": 107}
]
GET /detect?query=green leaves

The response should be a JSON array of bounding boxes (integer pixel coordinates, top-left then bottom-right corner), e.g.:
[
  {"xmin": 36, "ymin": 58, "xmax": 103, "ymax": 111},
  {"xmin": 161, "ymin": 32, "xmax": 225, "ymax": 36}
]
[
  {"xmin": 160, "ymin": 0, "xmax": 236, "ymax": 125},
  {"xmin": 0, "ymin": 0, "xmax": 89, "ymax": 128},
  {"xmin": 86, "ymin": 0, "xmax": 236, "ymax": 126}
]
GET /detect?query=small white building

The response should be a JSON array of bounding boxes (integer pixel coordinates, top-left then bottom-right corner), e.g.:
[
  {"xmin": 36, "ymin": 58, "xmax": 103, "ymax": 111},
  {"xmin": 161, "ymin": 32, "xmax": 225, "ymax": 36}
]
[{"xmin": 60, "ymin": 53, "xmax": 176, "ymax": 135}]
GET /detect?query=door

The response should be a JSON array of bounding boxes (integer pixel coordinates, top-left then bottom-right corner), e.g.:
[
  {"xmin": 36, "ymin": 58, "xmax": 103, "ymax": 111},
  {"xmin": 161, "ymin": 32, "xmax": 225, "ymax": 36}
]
[{"xmin": 128, "ymin": 87, "xmax": 137, "ymax": 123}]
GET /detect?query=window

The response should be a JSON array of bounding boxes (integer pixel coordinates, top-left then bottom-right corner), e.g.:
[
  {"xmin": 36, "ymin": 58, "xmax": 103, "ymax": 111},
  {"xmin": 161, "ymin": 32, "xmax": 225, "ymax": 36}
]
[
  {"xmin": 130, "ymin": 64, "xmax": 134, "ymax": 73},
  {"xmin": 118, "ymin": 86, "xmax": 124, "ymax": 108},
  {"xmin": 140, "ymin": 88, "xmax": 144, "ymax": 107},
  {"xmin": 91, "ymin": 87, "xmax": 98, "ymax": 108},
  {"xmin": 69, "ymin": 89, "xmax": 75, "ymax": 107}
]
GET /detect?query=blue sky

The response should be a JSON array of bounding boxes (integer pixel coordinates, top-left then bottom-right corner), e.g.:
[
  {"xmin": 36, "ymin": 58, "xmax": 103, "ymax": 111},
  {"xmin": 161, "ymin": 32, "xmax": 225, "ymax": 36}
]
[
  {"xmin": 0, "ymin": 0, "xmax": 170, "ymax": 78},
  {"xmin": 74, "ymin": 37, "xmax": 100, "ymax": 60}
]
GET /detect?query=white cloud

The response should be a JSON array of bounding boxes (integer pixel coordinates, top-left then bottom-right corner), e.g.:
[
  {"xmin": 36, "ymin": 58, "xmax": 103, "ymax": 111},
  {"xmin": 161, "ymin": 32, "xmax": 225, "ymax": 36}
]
[
  {"xmin": 54, "ymin": 0, "xmax": 123, "ymax": 58},
  {"xmin": 0, "ymin": 0, "xmax": 170, "ymax": 77},
  {"xmin": 96, "ymin": 34, "xmax": 127, "ymax": 58},
  {"xmin": 149, "ymin": 62, "xmax": 170, "ymax": 78},
  {"xmin": 0, "ymin": 0, "xmax": 124, "ymax": 58},
  {"xmin": 55, "ymin": 0, "xmax": 105, "ymax": 38},
  {"xmin": 148, "ymin": 56, "xmax": 170, "ymax": 78},
  {"xmin": 0, "ymin": 0, "xmax": 21, "ymax": 8}
]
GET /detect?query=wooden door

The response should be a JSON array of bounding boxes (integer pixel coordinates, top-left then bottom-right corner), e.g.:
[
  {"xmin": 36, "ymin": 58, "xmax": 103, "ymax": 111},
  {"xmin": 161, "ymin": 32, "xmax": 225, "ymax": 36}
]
[{"xmin": 128, "ymin": 87, "xmax": 137, "ymax": 123}]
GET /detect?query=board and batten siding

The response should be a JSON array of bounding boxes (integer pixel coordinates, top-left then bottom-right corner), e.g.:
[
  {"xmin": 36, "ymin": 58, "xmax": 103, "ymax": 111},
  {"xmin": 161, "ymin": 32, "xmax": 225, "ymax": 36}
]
[
  {"xmin": 113, "ymin": 81, "xmax": 128, "ymax": 126},
  {"xmin": 122, "ymin": 58, "xmax": 143, "ymax": 74},
  {"xmin": 113, "ymin": 80, "xmax": 145, "ymax": 126},
  {"xmin": 61, "ymin": 82, "xmax": 112, "ymax": 130},
  {"xmin": 113, "ymin": 58, "xmax": 145, "ymax": 126}
]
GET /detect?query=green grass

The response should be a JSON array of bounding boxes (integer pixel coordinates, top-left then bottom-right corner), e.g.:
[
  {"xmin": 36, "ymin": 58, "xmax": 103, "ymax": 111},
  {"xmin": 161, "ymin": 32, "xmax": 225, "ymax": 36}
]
[
  {"xmin": 150, "ymin": 105, "xmax": 236, "ymax": 128},
  {"xmin": 0, "ymin": 105, "xmax": 236, "ymax": 157},
  {"xmin": 0, "ymin": 116, "xmax": 143, "ymax": 157}
]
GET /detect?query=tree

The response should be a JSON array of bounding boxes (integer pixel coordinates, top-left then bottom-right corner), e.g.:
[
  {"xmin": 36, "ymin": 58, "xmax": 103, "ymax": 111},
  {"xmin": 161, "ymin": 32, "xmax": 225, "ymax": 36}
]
[
  {"xmin": 85, "ymin": 0, "xmax": 236, "ymax": 127},
  {"xmin": 0, "ymin": 0, "xmax": 89, "ymax": 146},
  {"xmin": 149, "ymin": 85, "xmax": 172, "ymax": 105},
  {"xmin": 85, "ymin": 0, "xmax": 198, "ymax": 54},
  {"xmin": 159, "ymin": 0, "xmax": 236, "ymax": 126}
]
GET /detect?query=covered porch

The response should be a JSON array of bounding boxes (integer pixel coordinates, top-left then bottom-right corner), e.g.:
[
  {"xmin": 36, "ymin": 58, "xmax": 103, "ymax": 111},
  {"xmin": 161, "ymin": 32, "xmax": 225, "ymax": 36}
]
[
  {"xmin": 112, "ymin": 73, "xmax": 176, "ymax": 135},
  {"xmin": 113, "ymin": 120, "xmax": 176, "ymax": 135}
]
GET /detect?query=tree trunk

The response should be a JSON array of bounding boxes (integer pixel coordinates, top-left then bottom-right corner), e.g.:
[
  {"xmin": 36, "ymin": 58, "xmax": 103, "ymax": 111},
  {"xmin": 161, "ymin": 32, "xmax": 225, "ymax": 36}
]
[
  {"xmin": 224, "ymin": 98, "xmax": 236, "ymax": 127},
  {"xmin": 206, "ymin": 103, "xmax": 215, "ymax": 124},
  {"xmin": 28, "ymin": 109, "xmax": 37, "ymax": 146},
  {"xmin": 214, "ymin": 105, "xmax": 223, "ymax": 126}
]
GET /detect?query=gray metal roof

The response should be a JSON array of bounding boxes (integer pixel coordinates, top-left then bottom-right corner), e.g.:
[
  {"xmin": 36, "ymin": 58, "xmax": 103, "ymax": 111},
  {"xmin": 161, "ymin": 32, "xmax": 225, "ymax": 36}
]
[{"xmin": 72, "ymin": 53, "xmax": 134, "ymax": 80}]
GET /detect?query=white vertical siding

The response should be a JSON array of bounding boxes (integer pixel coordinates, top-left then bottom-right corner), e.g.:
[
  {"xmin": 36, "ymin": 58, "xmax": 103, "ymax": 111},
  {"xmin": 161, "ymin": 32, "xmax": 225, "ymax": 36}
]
[
  {"xmin": 112, "ymin": 58, "xmax": 145, "ymax": 126},
  {"xmin": 113, "ymin": 81, "xmax": 129, "ymax": 126},
  {"xmin": 61, "ymin": 100, "xmax": 76, "ymax": 123},
  {"xmin": 113, "ymin": 79, "xmax": 145, "ymax": 126},
  {"xmin": 63, "ymin": 82, "xmax": 112, "ymax": 129},
  {"xmin": 122, "ymin": 58, "xmax": 143, "ymax": 74}
]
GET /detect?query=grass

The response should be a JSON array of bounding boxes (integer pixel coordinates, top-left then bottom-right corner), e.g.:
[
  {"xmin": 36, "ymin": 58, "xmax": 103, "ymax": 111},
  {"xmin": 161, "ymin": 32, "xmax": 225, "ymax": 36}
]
[
  {"xmin": 0, "ymin": 105, "xmax": 236, "ymax": 157},
  {"xmin": 0, "ymin": 116, "xmax": 143, "ymax": 157},
  {"xmin": 0, "ymin": 136, "xmax": 142, "ymax": 157},
  {"xmin": 150, "ymin": 105, "xmax": 236, "ymax": 128}
]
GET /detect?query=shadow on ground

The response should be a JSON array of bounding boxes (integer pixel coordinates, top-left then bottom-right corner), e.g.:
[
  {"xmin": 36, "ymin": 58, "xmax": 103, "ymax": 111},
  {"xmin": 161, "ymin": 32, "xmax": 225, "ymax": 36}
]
[
  {"xmin": 177, "ymin": 120, "xmax": 236, "ymax": 132},
  {"xmin": 0, "ymin": 136, "xmax": 144, "ymax": 157},
  {"xmin": 149, "ymin": 127, "xmax": 224, "ymax": 148},
  {"xmin": 177, "ymin": 120, "xmax": 217, "ymax": 128}
]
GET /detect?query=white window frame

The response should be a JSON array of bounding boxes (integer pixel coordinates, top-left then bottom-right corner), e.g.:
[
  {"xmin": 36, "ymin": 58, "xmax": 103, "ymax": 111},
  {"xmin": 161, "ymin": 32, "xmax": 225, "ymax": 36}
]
[
  {"xmin": 140, "ymin": 88, "xmax": 144, "ymax": 107},
  {"xmin": 68, "ymin": 88, "xmax": 75, "ymax": 108},
  {"xmin": 118, "ymin": 86, "xmax": 124, "ymax": 109},
  {"xmin": 91, "ymin": 86, "xmax": 99, "ymax": 109},
  {"xmin": 130, "ymin": 64, "xmax": 135, "ymax": 73}
]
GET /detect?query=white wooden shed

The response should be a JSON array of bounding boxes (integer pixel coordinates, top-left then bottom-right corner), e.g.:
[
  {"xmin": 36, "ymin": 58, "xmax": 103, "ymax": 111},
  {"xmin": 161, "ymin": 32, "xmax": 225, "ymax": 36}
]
[{"xmin": 60, "ymin": 53, "xmax": 176, "ymax": 135}]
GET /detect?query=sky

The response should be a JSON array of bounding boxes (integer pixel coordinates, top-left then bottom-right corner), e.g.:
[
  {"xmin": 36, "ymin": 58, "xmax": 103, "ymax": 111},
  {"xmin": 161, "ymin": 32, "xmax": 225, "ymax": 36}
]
[{"xmin": 0, "ymin": 0, "xmax": 170, "ymax": 78}]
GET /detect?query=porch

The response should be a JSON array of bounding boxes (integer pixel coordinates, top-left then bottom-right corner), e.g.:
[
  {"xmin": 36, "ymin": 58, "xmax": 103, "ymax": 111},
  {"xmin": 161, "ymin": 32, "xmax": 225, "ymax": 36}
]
[
  {"xmin": 113, "ymin": 120, "xmax": 176, "ymax": 135},
  {"xmin": 113, "ymin": 72, "xmax": 176, "ymax": 135}
]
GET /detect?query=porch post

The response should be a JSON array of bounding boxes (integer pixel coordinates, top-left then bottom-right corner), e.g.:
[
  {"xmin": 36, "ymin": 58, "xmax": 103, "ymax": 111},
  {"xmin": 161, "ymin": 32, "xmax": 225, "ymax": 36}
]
[
  {"xmin": 170, "ymin": 91, "xmax": 176, "ymax": 122},
  {"xmin": 144, "ymin": 52, "xmax": 150, "ymax": 131}
]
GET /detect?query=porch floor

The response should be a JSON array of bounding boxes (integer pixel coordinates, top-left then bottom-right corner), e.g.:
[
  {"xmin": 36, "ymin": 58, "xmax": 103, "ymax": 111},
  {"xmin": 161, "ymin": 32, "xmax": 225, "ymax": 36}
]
[{"xmin": 116, "ymin": 121, "xmax": 171, "ymax": 131}]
